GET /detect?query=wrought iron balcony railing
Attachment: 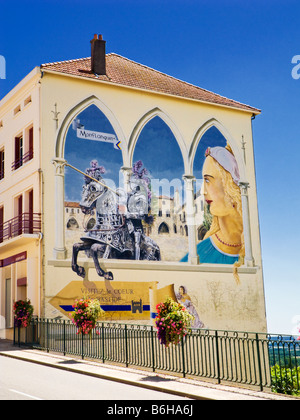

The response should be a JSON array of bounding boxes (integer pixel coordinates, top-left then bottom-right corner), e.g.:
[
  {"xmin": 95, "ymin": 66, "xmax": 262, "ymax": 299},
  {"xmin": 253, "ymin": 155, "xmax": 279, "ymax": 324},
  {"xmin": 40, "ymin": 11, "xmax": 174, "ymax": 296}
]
[{"xmin": 0, "ymin": 213, "xmax": 41, "ymax": 243}]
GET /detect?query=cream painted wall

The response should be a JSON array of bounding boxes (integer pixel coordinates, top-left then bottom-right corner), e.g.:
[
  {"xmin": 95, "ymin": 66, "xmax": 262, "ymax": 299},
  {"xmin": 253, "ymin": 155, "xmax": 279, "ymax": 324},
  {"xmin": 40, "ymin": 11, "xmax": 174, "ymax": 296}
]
[{"xmin": 0, "ymin": 71, "xmax": 41, "ymax": 221}]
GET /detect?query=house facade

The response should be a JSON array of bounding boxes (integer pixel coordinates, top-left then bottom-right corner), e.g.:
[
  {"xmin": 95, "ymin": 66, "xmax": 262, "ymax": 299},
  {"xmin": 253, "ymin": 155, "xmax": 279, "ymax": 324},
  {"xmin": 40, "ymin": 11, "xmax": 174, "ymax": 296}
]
[
  {"xmin": 0, "ymin": 35, "xmax": 267, "ymax": 338},
  {"xmin": 0, "ymin": 68, "xmax": 42, "ymax": 338}
]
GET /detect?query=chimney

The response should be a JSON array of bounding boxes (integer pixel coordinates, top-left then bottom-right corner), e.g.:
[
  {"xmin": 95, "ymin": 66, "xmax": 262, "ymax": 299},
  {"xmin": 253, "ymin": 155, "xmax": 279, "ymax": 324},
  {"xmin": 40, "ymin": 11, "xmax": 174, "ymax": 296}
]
[{"xmin": 90, "ymin": 34, "xmax": 106, "ymax": 75}]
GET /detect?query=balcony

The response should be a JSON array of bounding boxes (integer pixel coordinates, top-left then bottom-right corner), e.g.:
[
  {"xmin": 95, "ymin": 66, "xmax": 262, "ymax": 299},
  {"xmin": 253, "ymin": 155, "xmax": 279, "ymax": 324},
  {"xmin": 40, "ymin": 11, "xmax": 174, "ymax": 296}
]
[
  {"xmin": 11, "ymin": 148, "xmax": 34, "ymax": 171},
  {"xmin": 0, "ymin": 213, "xmax": 41, "ymax": 243}
]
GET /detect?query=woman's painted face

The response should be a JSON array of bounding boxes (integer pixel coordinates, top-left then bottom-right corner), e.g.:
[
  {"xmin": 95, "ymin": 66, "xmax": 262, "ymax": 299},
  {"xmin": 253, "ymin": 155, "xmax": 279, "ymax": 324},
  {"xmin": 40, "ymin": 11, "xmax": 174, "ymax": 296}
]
[{"xmin": 202, "ymin": 156, "xmax": 234, "ymax": 217}]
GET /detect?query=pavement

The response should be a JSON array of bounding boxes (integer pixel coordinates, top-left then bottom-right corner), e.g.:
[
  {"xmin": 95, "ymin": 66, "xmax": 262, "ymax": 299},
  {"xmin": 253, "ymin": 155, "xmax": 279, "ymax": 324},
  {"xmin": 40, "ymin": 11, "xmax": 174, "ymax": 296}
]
[{"xmin": 0, "ymin": 339, "xmax": 298, "ymax": 401}]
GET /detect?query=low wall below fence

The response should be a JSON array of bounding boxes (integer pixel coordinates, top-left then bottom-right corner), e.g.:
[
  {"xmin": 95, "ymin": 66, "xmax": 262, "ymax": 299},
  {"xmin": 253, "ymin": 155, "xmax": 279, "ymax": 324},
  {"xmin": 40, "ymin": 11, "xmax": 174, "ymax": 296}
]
[{"xmin": 14, "ymin": 318, "xmax": 300, "ymax": 395}]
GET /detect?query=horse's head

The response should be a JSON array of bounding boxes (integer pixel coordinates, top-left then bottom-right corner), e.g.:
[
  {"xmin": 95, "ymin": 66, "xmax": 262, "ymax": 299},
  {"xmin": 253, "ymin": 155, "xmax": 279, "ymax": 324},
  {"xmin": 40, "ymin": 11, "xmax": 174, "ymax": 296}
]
[{"xmin": 80, "ymin": 181, "xmax": 106, "ymax": 213}]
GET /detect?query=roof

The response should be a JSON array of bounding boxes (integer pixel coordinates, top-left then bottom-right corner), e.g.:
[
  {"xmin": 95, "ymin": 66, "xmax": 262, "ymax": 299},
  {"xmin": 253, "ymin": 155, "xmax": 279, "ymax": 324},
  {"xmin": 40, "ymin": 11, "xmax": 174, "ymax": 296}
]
[
  {"xmin": 65, "ymin": 201, "xmax": 80, "ymax": 208},
  {"xmin": 159, "ymin": 196, "xmax": 174, "ymax": 200},
  {"xmin": 41, "ymin": 53, "xmax": 260, "ymax": 114}
]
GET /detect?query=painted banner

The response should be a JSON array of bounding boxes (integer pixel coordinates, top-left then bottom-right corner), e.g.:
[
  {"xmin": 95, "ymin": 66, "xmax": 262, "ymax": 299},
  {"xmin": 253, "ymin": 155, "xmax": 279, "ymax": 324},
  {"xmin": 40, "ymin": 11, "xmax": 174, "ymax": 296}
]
[{"xmin": 76, "ymin": 128, "xmax": 121, "ymax": 150}]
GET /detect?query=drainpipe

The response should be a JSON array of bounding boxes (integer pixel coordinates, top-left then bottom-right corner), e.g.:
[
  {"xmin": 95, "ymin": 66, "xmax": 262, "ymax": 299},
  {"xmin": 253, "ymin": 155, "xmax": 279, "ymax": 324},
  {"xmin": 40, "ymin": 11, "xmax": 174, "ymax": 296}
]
[{"xmin": 38, "ymin": 169, "xmax": 44, "ymax": 319}]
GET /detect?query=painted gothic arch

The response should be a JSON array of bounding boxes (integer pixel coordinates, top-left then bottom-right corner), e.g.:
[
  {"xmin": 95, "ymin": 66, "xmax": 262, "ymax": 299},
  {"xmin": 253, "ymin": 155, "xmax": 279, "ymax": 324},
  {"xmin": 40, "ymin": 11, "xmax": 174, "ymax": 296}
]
[
  {"xmin": 188, "ymin": 118, "xmax": 247, "ymax": 182},
  {"xmin": 52, "ymin": 95, "xmax": 128, "ymax": 259},
  {"xmin": 55, "ymin": 95, "xmax": 129, "ymax": 165},
  {"xmin": 128, "ymin": 107, "xmax": 189, "ymax": 174}
]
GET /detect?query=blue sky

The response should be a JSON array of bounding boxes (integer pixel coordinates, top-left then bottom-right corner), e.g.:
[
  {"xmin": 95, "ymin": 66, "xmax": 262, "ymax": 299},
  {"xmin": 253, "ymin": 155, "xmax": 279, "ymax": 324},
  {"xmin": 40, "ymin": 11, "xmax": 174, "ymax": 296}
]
[{"xmin": 1, "ymin": 0, "xmax": 299, "ymax": 334}]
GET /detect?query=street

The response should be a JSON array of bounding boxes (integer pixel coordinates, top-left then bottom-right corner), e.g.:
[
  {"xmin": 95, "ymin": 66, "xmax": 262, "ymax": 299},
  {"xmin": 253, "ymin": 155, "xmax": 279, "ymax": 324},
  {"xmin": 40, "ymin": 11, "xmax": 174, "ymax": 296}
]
[{"xmin": 0, "ymin": 356, "xmax": 191, "ymax": 400}]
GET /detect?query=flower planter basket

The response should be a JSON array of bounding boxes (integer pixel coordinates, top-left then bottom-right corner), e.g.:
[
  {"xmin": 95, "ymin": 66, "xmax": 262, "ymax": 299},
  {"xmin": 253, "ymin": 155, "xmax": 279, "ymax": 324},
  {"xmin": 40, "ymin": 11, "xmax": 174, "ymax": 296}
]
[
  {"xmin": 71, "ymin": 298, "xmax": 105, "ymax": 335},
  {"xmin": 155, "ymin": 297, "xmax": 194, "ymax": 347},
  {"xmin": 13, "ymin": 299, "xmax": 34, "ymax": 328}
]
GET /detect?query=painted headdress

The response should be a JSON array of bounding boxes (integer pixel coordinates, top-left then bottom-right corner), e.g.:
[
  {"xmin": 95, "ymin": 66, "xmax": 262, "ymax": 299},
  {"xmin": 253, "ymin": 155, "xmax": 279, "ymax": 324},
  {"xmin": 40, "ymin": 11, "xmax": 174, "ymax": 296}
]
[{"xmin": 205, "ymin": 146, "xmax": 240, "ymax": 185}]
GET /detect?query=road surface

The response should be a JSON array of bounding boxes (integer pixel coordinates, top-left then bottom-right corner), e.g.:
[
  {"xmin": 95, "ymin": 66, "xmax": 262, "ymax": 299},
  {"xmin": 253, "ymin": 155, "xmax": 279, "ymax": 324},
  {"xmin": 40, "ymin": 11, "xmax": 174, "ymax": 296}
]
[{"xmin": 0, "ymin": 355, "xmax": 192, "ymax": 400}]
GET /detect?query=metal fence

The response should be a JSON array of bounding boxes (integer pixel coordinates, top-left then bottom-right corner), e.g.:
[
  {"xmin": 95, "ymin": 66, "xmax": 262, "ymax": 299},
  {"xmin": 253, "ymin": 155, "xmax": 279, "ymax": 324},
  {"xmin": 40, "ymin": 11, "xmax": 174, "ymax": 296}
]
[{"xmin": 14, "ymin": 318, "xmax": 300, "ymax": 395}]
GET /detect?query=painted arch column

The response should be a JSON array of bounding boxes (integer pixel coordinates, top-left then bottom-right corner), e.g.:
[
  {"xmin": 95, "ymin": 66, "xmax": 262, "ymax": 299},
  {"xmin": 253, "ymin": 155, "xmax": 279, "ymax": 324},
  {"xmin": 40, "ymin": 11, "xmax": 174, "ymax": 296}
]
[
  {"xmin": 52, "ymin": 157, "xmax": 67, "ymax": 259},
  {"xmin": 239, "ymin": 181, "xmax": 254, "ymax": 267},
  {"xmin": 121, "ymin": 166, "xmax": 133, "ymax": 193},
  {"xmin": 182, "ymin": 175, "xmax": 199, "ymax": 265}
]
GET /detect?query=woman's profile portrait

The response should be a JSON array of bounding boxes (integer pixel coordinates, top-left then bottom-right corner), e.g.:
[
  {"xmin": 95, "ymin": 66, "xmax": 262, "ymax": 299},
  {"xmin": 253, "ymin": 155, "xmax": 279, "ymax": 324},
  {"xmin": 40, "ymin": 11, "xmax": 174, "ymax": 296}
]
[{"xmin": 181, "ymin": 143, "xmax": 244, "ymax": 281}]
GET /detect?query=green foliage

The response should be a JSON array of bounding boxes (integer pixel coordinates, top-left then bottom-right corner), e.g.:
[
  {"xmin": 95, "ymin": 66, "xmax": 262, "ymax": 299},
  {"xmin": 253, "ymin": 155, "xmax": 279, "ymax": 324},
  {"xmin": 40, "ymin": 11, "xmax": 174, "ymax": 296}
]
[{"xmin": 270, "ymin": 364, "xmax": 300, "ymax": 396}]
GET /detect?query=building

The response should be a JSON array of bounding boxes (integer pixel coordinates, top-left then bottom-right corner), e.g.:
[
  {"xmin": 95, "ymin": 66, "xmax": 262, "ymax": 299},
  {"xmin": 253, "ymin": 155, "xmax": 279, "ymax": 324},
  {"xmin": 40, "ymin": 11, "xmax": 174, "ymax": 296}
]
[
  {"xmin": 0, "ymin": 35, "xmax": 267, "ymax": 338},
  {"xmin": 0, "ymin": 70, "xmax": 42, "ymax": 338}
]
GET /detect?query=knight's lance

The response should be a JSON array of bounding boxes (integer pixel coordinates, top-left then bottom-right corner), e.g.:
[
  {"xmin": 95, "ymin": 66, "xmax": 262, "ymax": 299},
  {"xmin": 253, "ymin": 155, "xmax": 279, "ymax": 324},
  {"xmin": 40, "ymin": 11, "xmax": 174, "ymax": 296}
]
[{"xmin": 64, "ymin": 162, "xmax": 120, "ymax": 197}]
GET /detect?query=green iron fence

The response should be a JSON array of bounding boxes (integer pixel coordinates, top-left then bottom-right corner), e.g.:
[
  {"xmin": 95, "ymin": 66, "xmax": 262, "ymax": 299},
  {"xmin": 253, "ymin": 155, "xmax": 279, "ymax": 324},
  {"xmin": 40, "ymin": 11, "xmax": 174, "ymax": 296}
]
[{"xmin": 14, "ymin": 317, "xmax": 300, "ymax": 396}]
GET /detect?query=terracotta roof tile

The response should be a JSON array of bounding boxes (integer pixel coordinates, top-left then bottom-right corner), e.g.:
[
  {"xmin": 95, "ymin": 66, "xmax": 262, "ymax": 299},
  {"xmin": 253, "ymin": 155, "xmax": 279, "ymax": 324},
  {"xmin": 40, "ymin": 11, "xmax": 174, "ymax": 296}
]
[
  {"xmin": 65, "ymin": 201, "xmax": 80, "ymax": 208},
  {"xmin": 41, "ymin": 54, "xmax": 260, "ymax": 114}
]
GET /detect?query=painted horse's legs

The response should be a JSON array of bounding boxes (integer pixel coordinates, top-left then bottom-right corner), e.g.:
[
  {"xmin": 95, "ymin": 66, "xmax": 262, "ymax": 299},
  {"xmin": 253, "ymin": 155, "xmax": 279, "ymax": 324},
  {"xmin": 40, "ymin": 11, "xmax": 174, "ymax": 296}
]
[
  {"xmin": 90, "ymin": 243, "xmax": 114, "ymax": 280},
  {"xmin": 72, "ymin": 241, "xmax": 90, "ymax": 278}
]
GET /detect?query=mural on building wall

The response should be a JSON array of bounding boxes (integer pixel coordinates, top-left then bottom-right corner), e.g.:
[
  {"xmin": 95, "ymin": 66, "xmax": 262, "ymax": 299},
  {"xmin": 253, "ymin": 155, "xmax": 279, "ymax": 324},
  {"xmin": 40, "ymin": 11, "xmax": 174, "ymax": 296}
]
[{"xmin": 60, "ymin": 105, "xmax": 243, "ymax": 322}]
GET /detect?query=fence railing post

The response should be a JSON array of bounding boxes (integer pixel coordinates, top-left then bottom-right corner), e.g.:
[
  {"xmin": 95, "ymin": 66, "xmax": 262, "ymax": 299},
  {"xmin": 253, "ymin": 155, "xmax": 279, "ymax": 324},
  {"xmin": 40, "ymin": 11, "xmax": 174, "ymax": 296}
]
[
  {"xmin": 18, "ymin": 326, "xmax": 20, "ymax": 347},
  {"xmin": 215, "ymin": 330, "xmax": 221, "ymax": 384},
  {"xmin": 151, "ymin": 325, "xmax": 156, "ymax": 373},
  {"xmin": 181, "ymin": 336, "xmax": 186, "ymax": 378},
  {"xmin": 31, "ymin": 318, "xmax": 35, "ymax": 346},
  {"xmin": 46, "ymin": 319, "xmax": 49, "ymax": 353},
  {"xmin": 101, "ymin": 323, "xmax": 105, "ymax": 363},
  {"xmin": 255, "ymin": 333, "xmax": 263, "ymax": 392},
  {"xmin": 81, "ymin": 332, "xmax": 84, "ymax": 360},
  {"xmin": 125, "ymin": 324, "xmax": 129, "ymax": 368},
  {"xmin": 63, "ymin": 320, "xmax": 66, "ymax": 356}
]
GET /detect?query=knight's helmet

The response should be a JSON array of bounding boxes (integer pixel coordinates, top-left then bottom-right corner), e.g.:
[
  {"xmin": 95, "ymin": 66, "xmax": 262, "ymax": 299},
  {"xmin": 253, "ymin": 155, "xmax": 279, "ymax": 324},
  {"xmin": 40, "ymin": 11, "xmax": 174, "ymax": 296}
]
[{"xmin": 85, "ymin": 159, "xmax": 106, "ymax": 184}]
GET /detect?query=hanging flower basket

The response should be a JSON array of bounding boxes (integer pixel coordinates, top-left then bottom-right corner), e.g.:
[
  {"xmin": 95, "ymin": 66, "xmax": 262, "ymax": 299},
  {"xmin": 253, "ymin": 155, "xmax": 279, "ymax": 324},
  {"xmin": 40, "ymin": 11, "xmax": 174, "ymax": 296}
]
[
  {"xmin": 71, "ymin": 298, "xmax": 105, "ymax": 335},
  {"xmin": 155, "ymin": 297, "xmax": 194, "ymax": 347},
  {"xmin": 13, "ymin": 299, "xmax": 34, "ymax": 328}
]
